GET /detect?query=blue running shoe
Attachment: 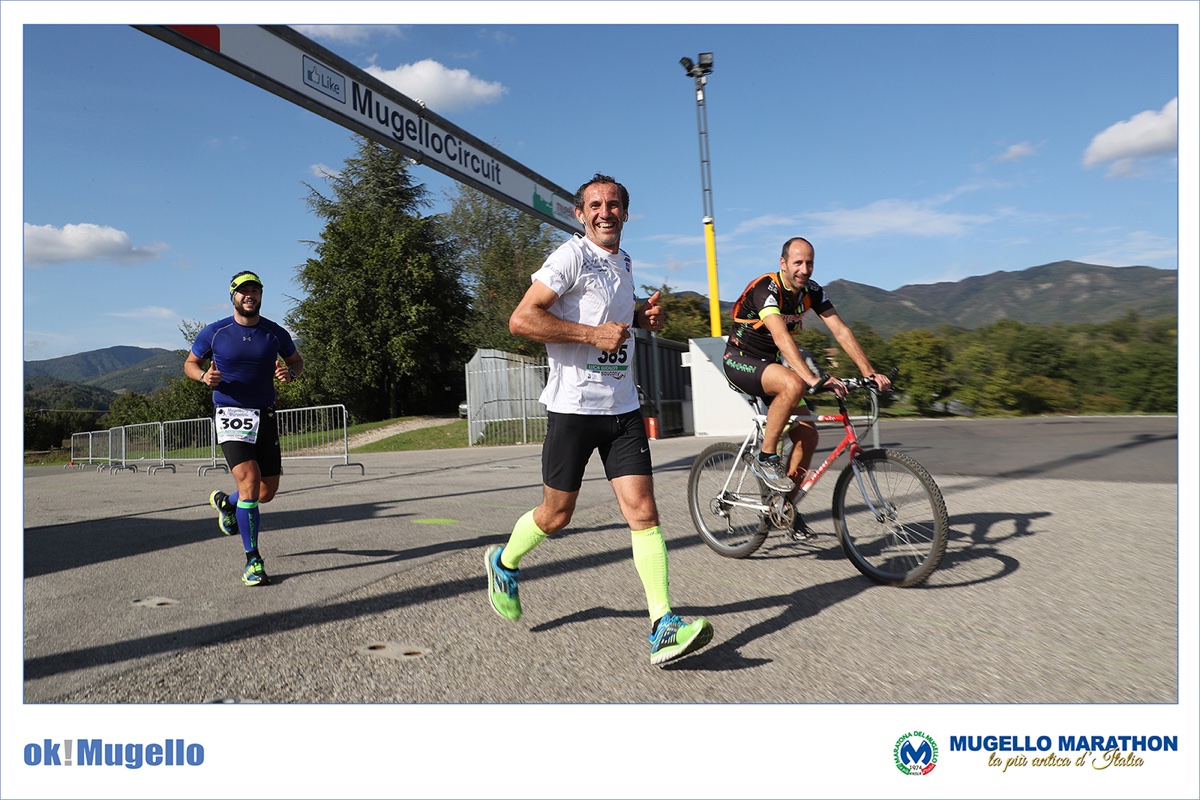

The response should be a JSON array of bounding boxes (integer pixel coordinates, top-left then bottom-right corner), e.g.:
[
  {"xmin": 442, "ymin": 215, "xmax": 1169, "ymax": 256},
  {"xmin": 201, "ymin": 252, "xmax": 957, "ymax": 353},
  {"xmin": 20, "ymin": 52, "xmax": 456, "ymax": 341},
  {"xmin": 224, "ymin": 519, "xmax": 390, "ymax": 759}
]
[
  {"xmin": 242, "ymin": 557, "xmax": 270, "ymax": 587},
  {"xmin": 649, "ymin": 613, "xmax": 713, "ymax": 665},
  {"xmin": 744, "ymin": 451, "xmax": 794, "ymax": 493},
  {"xmin": 209, "ymin": 490, "xmax": 238, "ymax": 536},
  {"xmin": 485, "ymin": 545, "xmax": 521, "ymax": 621}
]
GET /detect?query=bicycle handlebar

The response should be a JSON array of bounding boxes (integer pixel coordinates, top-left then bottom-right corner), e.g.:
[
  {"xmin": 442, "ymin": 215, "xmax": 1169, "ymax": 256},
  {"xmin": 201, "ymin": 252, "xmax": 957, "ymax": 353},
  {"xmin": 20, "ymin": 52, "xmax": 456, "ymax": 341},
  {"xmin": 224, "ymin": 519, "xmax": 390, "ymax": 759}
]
[{"xmin": 810, "ymin": 366, "xmax": 900, "ymax": 395}]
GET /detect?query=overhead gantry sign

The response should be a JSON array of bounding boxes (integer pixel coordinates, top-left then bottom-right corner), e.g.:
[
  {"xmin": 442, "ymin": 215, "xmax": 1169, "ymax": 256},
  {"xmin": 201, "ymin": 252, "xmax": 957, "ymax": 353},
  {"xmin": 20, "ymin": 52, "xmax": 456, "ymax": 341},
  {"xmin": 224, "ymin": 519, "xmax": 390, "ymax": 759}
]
[{"xmin": 136, "ymin": 25, "xmax": 583, "ymax": 235}]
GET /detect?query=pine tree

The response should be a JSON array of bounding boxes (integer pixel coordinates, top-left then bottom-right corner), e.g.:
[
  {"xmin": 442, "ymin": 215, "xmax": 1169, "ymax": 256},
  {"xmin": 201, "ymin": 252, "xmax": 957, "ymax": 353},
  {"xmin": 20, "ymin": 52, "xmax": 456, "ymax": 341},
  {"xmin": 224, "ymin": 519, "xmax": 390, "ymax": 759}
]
[{"xmin": 288, "ymin": 136, "xmax": 470, "ymax": 420}]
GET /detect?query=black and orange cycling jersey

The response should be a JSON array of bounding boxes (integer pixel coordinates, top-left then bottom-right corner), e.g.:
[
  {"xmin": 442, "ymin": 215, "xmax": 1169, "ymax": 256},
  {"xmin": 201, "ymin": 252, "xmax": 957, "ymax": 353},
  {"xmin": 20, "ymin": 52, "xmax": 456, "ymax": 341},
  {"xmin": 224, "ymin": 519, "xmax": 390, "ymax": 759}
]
[{"xmin": 727, "ymin": 272, "xmax": 834, "ymax": 360}]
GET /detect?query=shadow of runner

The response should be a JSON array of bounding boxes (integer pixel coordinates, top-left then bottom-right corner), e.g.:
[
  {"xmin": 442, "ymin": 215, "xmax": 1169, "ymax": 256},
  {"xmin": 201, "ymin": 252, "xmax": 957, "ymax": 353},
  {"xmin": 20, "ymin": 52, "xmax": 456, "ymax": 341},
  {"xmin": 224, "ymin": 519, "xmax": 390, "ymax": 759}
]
[{"xmin": 528, "ymin": 574, "xmax": 874, "ymax": 674}]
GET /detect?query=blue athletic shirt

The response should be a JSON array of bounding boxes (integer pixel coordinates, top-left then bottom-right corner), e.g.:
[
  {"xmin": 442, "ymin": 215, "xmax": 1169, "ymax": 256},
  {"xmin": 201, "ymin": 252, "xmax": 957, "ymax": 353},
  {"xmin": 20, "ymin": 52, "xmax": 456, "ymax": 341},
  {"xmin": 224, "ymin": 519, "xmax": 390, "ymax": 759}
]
[{"xmin": 191, "ymin": 316, "xmax": 297, "ymax": 409}]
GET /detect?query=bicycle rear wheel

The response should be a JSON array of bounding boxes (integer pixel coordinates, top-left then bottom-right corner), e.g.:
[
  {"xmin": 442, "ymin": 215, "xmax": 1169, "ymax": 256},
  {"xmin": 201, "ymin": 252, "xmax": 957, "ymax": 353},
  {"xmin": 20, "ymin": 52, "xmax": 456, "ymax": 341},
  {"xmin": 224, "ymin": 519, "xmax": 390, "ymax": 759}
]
[
  {"xmin": 832, "ymin": 449, "xmax": 949, "ymax": 587},
  {"xmin": 687, "ymin": 441, "xmax": 770, "ymax": 558}
]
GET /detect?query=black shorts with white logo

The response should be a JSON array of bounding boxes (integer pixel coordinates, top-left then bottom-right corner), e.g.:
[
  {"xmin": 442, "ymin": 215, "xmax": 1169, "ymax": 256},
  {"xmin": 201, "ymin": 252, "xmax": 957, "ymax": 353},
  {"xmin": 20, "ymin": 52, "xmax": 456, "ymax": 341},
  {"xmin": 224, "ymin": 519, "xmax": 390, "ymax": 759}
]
[{"xmin": 542, "ymin": 409, "xmax": 652, "ymax": 493}]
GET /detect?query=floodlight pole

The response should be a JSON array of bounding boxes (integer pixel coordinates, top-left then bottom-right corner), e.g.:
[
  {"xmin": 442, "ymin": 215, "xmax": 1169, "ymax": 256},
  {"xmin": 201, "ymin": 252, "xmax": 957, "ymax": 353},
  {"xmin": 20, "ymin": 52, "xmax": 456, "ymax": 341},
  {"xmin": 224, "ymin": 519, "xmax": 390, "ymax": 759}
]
[{"xmin": 681, "ymin": 53, "xmax": 722, "ymax": 337}]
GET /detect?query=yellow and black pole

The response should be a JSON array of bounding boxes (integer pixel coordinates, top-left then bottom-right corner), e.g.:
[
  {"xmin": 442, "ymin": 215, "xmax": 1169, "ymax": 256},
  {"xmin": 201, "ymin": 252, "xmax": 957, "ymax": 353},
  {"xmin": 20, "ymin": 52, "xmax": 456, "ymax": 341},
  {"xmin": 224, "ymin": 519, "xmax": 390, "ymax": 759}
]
[{"xmin": 680, "ymin": 52, "xmax": 722, "ymax": 337}]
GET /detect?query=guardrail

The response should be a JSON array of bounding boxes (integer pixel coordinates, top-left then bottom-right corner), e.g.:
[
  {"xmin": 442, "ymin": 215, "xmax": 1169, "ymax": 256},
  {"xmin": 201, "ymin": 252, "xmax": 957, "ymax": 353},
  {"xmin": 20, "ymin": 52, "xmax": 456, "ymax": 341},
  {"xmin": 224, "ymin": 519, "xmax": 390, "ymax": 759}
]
[{"xmin": 66, "ymin": 404, "xmax": 363, "ymax": 478}]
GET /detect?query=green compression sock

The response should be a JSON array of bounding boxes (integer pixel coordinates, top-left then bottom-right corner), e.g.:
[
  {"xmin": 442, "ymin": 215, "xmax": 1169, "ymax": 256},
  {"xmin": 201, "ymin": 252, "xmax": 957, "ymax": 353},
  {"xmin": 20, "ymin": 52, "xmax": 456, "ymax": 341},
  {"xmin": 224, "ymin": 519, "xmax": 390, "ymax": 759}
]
[
  {"xmin": 631, "ymin": 525, "xmax": 671, "ymax": 623},
  {"xmin": 500, "ymin": 509, "xmax": 547, "ymax": 570}
]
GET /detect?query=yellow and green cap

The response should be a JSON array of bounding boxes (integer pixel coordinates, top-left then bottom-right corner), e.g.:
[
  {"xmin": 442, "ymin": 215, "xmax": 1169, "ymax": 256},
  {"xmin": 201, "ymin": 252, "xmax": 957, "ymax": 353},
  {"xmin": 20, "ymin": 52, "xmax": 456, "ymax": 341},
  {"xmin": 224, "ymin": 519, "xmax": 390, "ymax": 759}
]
[{"xmin": 229, "ymin": 271, "xmax": 264, "ymax": 297}]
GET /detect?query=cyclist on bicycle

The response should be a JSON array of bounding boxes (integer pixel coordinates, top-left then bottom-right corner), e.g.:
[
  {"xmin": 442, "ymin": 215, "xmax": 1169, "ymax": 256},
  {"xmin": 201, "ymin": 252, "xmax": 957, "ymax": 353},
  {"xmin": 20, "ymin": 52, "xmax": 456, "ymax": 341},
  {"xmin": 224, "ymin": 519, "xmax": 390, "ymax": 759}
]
[{"xmin": 722, "ymin": 237, "xmax": 892, "ymax": 536}]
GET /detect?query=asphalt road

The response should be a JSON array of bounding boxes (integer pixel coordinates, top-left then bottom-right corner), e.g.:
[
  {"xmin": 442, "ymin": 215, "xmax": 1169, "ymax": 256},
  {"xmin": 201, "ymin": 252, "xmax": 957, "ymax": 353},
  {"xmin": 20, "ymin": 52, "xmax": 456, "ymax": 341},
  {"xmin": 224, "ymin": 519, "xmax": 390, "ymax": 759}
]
[{"xmin": 22, "ymin": 415, "xmax": 1178, "ymax": 704}]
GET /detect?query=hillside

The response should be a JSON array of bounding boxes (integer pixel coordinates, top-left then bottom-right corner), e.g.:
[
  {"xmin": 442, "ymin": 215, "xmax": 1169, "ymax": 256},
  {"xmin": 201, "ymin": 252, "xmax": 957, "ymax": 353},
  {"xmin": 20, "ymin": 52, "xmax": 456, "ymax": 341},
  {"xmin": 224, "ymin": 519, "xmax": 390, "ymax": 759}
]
[
  {"xmin": 25, "ymin": 346, "xmax": 182, "ymax": 395},
  {"xmin": 824, "ymin": 261, "xmax": 1174, "ymax": 338},
  {"xmin": 24, "ymin": 376, "xmax": 116, "ymax": 412}
]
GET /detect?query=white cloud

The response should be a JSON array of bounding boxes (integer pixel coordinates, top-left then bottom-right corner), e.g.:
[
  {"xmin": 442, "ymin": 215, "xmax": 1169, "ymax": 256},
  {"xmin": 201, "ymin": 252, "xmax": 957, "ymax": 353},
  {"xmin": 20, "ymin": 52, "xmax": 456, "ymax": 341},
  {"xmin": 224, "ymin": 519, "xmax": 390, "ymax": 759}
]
[
  {"xmin": 106, "ymin": 306, "xmax": 177, "ymax": 320},
  {"xmin": 1078, "ymin": 230, "xmax": 1177, "ymax": 267},
  {"xmin": 23, "ymin": 223, "xmax": 167, "ymax": 267},
  {"xmin": 364, "ymin": 59, "xmax": 506, "ymax": 112},
  {"xmin": 997, "ymin": 141, "xmax": 1038, "ymax": 162},
  {"xmin": 1083, "ymin": 97, "xmax": 1178, "ymax": 176},
  {"xmin": 802, "ymin": 199, "xmax": 993, "ymax": 239},
  {"xmin": 291, "ymin": 26, "xmax": 405, "ymax": 45},
  {"xmin": 309, "ymin": 163, "xmax": 340, "ymax": 180},
  {"xmin": 730, "ymin": 214, "xmax": 802, "ymax": 235}
]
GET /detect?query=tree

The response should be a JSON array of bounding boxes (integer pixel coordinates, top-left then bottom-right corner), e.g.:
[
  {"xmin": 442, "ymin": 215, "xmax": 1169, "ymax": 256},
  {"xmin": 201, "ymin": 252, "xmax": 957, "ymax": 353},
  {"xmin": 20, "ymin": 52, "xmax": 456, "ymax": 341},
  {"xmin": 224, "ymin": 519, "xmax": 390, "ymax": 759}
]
[
  {"xmin": 287, "ymin": 136, "xmax": 471, "ymax": 421},
  {"xmin": 1013, "ymin": 375, "xmax": 1077, "ymax": 414},
  {"xmin": 890, "ymin": 329, "xmax": 951, "ymax": 414},
  {"xmin": 948, "ymin": 341, "xmax": 1018, "ymax": 414},
  {"xmin": 99, "ymin": 390, "xmax": 156, "ymax": 429},
  {"xmin": 441, "ymin": 185, "xmax": 564, "ymax": 356},
  {"xmin": 640, "ymin": 282, "xmax": 712, "ymax": 342}
]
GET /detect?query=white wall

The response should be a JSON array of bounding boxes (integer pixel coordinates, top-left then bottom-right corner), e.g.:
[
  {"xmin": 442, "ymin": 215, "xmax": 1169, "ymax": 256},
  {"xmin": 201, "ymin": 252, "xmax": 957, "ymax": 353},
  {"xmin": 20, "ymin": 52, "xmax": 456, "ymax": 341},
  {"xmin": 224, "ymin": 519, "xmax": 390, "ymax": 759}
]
[{"xmin": 683, "ymin": 337, "xmax": 755, "ymax": 438}]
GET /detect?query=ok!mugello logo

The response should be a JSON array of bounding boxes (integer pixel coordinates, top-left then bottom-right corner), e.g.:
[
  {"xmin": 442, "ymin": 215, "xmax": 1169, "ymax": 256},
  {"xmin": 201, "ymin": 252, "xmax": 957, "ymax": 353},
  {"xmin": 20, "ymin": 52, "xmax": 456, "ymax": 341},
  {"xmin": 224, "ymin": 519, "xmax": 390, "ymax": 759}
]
[{"xmin": 23, "ymin": 739, "xmax": 204, "ymax": 769}]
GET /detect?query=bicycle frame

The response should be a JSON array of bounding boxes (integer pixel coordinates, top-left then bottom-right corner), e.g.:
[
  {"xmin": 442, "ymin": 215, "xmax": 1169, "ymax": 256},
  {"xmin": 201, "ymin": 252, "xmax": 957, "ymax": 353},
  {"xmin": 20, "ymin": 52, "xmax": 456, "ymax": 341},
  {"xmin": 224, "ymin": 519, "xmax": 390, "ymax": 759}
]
[{"xmin": 730, "ymin": 382, "xmax": 878, "ymax": 503}]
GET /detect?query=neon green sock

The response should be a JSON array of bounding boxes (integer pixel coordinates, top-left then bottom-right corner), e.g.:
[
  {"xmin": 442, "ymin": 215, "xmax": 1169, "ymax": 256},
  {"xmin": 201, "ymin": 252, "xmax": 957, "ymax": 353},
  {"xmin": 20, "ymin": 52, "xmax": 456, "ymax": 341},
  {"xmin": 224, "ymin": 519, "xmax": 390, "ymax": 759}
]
[
  {"xmin": 500, "ymin": 509, "xmax": 547, "ymax": 570},
  {"xmin": 631, "ymin": 525, "xmax": 672, "ymax": 623}
]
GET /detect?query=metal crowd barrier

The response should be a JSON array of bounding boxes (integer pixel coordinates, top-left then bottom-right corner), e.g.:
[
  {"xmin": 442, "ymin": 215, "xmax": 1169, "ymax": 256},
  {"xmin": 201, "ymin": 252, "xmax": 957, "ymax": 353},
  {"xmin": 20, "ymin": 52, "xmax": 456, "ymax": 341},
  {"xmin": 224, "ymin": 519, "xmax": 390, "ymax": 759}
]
[
  {"xmin": 162, "ymin": 417, "xmax": 227, "ymax": 476},
  {"xmin": 67, "ymin": 431, "xmax": 95, "ymax": 468},
  {"xmin": 275, "ymin": 404, "xmax": 364, "ymax": 478},
  {"xmin": 110, "ymin": 422, "xmax": 170, "ymax": 474},
  {"xmin": 66, "ymin": 404, "xmax": 363, "ymax": 479}
]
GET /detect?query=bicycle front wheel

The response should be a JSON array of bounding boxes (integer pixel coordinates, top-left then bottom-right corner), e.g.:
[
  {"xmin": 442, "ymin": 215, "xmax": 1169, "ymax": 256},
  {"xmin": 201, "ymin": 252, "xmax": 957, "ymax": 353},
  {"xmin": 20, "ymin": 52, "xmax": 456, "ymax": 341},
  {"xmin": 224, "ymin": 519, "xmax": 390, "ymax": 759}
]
[
  {"xmin": 687, "ymin": 441, "xmax": 770, "ymax": 558},
  {"xmin": 832, "ymin": 449, "xmax": 949, "ymax": 587}
]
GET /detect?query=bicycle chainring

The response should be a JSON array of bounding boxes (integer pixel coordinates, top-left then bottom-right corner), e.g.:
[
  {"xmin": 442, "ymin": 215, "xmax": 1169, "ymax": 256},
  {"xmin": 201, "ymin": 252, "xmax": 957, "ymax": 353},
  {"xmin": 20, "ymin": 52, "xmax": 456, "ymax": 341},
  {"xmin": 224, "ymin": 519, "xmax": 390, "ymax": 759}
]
[{"xmin": 768, "ymin": 495, "xmax": 794, "ymax": 530}]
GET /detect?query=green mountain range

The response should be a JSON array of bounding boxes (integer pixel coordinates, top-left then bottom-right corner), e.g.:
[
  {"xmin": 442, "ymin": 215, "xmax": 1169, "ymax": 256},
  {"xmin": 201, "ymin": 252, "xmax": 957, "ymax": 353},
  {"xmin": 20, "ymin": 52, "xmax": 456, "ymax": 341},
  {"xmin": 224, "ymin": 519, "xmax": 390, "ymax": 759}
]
[
  {"xmin": 827, "ymin": 261, "xmax": 1176, "ymax": 338},
  {"xmin": 24, "ymin": 346, "xmax": 183, "ymax": 403}
]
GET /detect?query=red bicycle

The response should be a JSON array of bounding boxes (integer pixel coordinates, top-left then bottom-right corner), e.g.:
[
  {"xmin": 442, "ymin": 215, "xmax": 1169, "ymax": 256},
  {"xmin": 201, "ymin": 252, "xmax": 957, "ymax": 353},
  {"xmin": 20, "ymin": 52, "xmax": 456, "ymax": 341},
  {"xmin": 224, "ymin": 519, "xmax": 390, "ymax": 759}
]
[{"xmin": 686, "ymin": 371, "xmax": 949, "ymax": 587}]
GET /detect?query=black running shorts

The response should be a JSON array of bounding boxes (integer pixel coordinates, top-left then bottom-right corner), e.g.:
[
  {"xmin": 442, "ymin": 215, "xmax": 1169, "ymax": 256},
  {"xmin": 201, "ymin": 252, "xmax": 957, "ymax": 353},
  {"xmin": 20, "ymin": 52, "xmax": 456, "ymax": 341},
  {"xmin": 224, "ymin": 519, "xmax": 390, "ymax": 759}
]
[
  {"xmin": 217, "ymin": 407, "xmax": 283, "ymax": 477},
  {"xmin": 542, "ymin": 409, "xmax": 652, "ymax": 493}
]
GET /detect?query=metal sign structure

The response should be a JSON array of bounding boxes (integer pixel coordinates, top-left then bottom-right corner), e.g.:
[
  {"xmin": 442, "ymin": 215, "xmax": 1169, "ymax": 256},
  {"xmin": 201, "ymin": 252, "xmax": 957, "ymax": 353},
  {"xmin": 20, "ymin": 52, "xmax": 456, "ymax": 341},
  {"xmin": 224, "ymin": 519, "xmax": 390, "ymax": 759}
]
[{"xmin": 135, "ymin": 25, "xmax": 583, "ymax": 235}]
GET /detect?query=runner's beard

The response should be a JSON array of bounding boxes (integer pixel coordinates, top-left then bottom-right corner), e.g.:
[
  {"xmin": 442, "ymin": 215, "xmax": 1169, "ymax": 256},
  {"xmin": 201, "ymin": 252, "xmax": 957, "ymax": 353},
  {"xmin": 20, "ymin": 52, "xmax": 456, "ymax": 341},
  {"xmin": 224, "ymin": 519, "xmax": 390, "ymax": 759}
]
[{"xmin": 234, "ymin": 299, "xmax": 261, "ymax": 321}]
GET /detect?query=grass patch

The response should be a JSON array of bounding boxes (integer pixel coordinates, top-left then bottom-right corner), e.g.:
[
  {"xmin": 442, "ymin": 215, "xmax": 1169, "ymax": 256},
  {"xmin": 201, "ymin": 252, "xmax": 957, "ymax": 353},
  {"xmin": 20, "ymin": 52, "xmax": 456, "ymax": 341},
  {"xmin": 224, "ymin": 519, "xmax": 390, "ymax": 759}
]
[
  {"xmin": 352, "ymin": 420, "xmax": 470, "ymax": 452},
  {"xmin": 24, "ymin": 449, "xmax": 72, "ymax": 466}
]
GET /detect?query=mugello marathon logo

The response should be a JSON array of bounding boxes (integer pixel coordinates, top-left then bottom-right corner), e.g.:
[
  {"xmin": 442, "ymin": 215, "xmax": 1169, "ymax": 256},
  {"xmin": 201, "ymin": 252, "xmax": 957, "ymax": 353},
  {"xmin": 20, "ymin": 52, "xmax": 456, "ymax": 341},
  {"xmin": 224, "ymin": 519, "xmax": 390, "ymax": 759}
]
[
  {"xmin": 894, "ymin": 731, "xmax": 1179, "ymax": 776},
  {"xmin": 894, "ymin": 731, "xmax": 938, "ymax": 775}
]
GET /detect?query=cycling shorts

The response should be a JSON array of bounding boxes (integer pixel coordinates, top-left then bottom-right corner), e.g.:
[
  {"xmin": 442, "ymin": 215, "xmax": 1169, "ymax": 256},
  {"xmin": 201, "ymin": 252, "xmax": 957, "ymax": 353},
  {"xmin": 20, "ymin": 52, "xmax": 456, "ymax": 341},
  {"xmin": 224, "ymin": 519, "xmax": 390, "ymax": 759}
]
[
  {"xmin": 217, "ymin": 407, "xmax": 283, "ymax": 477},
  {"xmin": 542, "ymin": 409, "xmax": 652, "ymax": 493},
  {"xmin": 723, "ymin": 348, "xmax": 822, "ymax": 409}
]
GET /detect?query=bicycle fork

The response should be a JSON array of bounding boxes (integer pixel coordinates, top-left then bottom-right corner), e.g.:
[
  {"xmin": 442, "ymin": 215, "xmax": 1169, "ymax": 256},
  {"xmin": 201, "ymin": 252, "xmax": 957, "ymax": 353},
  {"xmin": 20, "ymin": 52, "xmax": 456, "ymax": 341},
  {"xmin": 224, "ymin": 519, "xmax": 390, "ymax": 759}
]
[{"xmin": 848, "ymin": 450, "xmax": 894, "ymax": 524}]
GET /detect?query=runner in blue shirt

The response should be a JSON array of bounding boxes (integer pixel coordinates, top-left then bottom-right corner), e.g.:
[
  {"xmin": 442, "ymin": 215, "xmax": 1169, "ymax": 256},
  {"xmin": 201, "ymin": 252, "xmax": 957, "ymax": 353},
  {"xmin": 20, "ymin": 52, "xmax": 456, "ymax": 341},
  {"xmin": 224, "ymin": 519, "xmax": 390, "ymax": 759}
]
[{"xmin": 184, "ymin": 271, "xmax": 304, "ymax": 586}]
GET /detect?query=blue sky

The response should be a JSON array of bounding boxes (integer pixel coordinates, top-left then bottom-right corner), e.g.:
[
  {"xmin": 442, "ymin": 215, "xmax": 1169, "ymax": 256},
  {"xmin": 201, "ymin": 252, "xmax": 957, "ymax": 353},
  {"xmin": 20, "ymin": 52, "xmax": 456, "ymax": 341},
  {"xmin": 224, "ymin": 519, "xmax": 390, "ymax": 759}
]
[{"xmin": 8, "ymin": 4, "xmax": 1192, "ymax": 362}]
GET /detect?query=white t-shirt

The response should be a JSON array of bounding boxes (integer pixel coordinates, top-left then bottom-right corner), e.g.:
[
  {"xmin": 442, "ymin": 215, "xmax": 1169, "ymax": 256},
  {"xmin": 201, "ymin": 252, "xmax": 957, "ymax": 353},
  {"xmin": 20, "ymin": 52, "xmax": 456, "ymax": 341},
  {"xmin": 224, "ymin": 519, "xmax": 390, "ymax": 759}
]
[{"xmin": 531, "ymin": 235, "xmax": 640, "ymax": 415}]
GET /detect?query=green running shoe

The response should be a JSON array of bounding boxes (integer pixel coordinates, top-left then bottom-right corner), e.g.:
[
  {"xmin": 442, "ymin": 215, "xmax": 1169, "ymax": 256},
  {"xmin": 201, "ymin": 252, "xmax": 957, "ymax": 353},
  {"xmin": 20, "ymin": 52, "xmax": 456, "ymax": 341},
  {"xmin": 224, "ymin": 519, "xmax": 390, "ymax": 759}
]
[
  {"xmin": 209, "ymin": 490, "xmax": 238, "ymax": 536},
  {"xmin": 649, "ymin": 613, "xmax": 713, "ymax": 665},
  {"xmin": 485, "ymin": 545, "xmax": 522, "ymax": 621},
  {"xmin": 242, "ymin": 557, "xmax": 270, "ymax": 587}
]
